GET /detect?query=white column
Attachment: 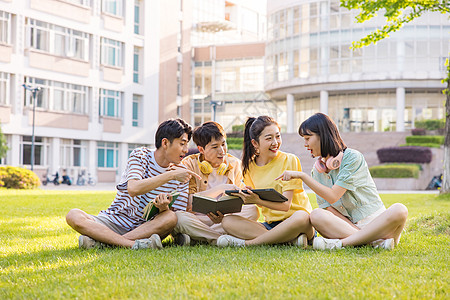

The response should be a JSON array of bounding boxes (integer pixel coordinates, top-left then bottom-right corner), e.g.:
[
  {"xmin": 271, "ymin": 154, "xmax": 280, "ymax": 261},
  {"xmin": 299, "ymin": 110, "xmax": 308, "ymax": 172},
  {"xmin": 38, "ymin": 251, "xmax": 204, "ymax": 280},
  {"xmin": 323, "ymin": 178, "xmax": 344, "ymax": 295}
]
[
  {"xmin": 10, "ymin": 134, "xmax": 20, "ymax": 166},
  {"xmin": 320, "ymin": 90, "xmax": 328, "ymax": 114},
  {"xmin": 396, "ymin": 87, "xmax": 405, "ymax": 132},
  {"xmin": 88, "ymin": 140, "xmax": 97, "ymax": 177},
  {"xmin": 286, "ymin": 93, "xmax": 295, "ymax": 133},
  {"xmin": 119, "ymin": 142, "xmax": 128, "ymax": 178},
  {"xmin": 50, "ymin": 137, "xmax": 60, "ymax": 175}
]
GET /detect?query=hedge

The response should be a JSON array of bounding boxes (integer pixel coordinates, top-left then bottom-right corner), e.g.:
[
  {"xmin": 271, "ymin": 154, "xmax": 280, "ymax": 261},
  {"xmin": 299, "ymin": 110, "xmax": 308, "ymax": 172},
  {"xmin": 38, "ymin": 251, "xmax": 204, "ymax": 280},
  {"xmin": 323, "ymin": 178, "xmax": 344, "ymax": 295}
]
[
  {"xmin": 0, "ymin": 166, "xmax": 41, "ymax": 189},
  {"xmin": 369, "ymin": 164, "xmax": 421, "ymax": 178},
  {"xmin": 377, "ymin": 146, "xmax": 432, "ymax": 163},
  {"xmin": 227, "ymin": 137, "xmax": 243, "ymax": 145},
  {"xmin": 414, "ymin": 119, "xmax": 445, "ymax": 130},
  {"xmin": 405, "ymin": 135, "xmax": 445, "ymax": 145},
  {"xmin": 231, "ymin": 124, "xmax": 245, "ymax": 132},
  {"xmin": 400, "ymin": 143, "xmax": 442, "ymax": 149}
]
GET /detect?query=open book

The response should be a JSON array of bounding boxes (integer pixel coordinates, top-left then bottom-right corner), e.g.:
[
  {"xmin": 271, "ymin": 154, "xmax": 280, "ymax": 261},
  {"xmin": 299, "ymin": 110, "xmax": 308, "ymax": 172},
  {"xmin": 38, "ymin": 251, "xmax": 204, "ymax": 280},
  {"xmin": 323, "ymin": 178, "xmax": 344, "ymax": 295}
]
[
  {"xmin": 192, "ymin": 194, "xmax": 244, "ymax": 215},
  {"xmin": 225, "ymin": 188, "xmax": 288, "ymax": 202},
  {"xmin": 142, "ymin": 191, "xmax": 179, "ymax": 221}
]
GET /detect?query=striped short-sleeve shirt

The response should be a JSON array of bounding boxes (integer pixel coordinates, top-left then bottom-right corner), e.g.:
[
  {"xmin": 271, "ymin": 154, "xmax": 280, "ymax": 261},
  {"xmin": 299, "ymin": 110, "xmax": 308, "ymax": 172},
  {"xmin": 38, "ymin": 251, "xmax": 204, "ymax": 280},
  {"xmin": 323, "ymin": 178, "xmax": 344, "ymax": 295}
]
[{"xmin": 99, "ymin": 147, "xmax": 189, "ymax": 231}]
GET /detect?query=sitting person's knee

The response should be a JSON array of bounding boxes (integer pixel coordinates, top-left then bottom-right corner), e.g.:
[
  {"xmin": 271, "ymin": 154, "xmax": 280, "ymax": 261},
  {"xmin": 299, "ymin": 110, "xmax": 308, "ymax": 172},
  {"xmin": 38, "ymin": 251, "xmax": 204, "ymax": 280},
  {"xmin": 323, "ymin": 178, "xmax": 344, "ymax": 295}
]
[
  {"xmin": 392, "ymin": 203, "xmax": 408, "ymax": 222},
  {"xmin": 65, "ymin": 209, "xmax": 82, "ymax": 227},
  {"xmin": 309, "ymin": 208, "xmax": 325, "ymax": 225}
]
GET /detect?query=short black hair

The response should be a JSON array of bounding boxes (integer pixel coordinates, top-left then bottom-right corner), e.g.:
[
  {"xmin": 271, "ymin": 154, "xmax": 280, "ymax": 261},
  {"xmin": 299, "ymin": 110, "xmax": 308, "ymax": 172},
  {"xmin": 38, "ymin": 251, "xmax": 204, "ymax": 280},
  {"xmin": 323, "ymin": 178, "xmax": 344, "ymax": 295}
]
[
  {"xmin": 192, "ymin": 121, "xmax": 226, "ymax": 148},
  {"xmin": 155, "ymin": 118, "xmax": 192, "ymax": 149},
  {"xmin": 298, "ymin": 113, "xmax": 346, "ymax": 157}
]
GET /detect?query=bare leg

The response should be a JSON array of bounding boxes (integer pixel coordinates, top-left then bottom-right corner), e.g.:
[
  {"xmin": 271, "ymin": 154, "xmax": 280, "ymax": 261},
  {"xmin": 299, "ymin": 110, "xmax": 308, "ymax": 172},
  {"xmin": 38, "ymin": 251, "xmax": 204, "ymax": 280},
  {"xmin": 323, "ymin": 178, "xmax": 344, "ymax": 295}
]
[
  {"xmin": 66, "ymin": 208, "xmax": 177, "ymax": 248},
  {"xmin": 342, "ymin": 203, "xmax": 408, "ymax": 246},
  {"xmin": 221, "ymin": 215, "xmax": 268, "ymax": 240},
  {"xmin": 222, "ymin": 211, "xmax": 314, "ymax": 246},
  {"xmin": 310, "ymin": 208, "xmax": 359, "ymax": 239}
]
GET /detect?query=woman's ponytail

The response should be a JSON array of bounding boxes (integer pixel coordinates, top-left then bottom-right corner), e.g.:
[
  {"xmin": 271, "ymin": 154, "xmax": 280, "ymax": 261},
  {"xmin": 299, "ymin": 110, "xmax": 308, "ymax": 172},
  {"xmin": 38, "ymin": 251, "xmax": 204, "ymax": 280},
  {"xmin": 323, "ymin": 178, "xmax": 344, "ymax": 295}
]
[{"xmin": 242, "ymin": 117, "xmax": 256, "ymax": 176}]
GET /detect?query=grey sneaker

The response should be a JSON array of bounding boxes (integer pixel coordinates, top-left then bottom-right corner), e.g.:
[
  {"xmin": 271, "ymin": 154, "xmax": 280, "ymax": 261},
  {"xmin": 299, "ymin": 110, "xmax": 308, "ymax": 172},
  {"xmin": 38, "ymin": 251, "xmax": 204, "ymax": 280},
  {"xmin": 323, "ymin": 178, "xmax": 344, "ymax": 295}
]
[
  {"xmin": 313, "ymin": 236, "xmax": 343, "ymax": 250},
  {"xmin": 173, "ymin": 233, "xmax": 191, "ymax": 246},
  {"xmin": 373, "ymin": 238, "xmax": 395, "ymax": 250},
  {"xmin": 79, "ymin": 235, "xmax": 103, "ymax": 249},
  {"xmin": 132, "ymin": 234, "xmax": 163, "ymax": 250},
  {"xmin": 292, "ymin": 233, "xmax": 308, "ymax": 248},
  {"xmin": 217, "ymin": 235, "xmax": 246, "ymax": 247}
]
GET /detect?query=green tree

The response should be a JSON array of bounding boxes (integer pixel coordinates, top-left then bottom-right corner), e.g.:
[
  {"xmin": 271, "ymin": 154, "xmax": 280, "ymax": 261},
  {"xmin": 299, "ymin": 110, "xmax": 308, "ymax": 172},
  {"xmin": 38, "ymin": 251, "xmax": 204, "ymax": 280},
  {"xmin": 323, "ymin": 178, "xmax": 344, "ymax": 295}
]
[
  {"xmin": 341, "ymin": 0, "xmax": 450, "ymax": 193},
  {"xmin": 0, "ymin": 125, "xmax": 8, "ymax": 160}
]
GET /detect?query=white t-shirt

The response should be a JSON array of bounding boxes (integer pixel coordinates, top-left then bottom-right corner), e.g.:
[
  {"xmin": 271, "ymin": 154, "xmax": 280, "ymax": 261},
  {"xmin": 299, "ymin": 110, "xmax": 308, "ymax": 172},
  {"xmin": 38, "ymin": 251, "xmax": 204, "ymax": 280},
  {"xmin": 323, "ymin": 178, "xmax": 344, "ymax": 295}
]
[{"xmin": 207, "ymin": 168, "xmax": 228, "ymax": 190}]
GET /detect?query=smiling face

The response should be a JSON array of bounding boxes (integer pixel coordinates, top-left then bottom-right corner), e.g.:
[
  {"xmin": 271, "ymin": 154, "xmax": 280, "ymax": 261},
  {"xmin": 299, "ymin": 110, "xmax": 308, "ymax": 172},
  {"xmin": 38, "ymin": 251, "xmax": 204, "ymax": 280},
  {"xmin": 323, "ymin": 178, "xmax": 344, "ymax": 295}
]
[
  {"xmin": 303, "ymin": 132, "xmax": 321, "ymax": 158},
  {"xmin": 198, "ymin": 136, "xmax": 227, "ymax": 168},
  {"xmin": 165, "ymin": 133, "xmax": 190, "ymax": 164},
  {"xmin": 252, "ymin": 124, "xmax": 281, "ymax": 161}
]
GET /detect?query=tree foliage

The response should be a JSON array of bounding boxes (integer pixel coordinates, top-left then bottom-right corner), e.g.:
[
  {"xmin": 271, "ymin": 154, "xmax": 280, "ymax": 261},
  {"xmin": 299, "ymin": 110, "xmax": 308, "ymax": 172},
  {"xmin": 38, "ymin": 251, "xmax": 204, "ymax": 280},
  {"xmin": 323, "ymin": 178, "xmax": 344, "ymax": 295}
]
[
  {"xmin": 0, "ymin": 125, "xmax": 8, "ymax": 160},
  {"xmin": 341, "ymin": 0, "xmax": 450, "ymax": 48}
]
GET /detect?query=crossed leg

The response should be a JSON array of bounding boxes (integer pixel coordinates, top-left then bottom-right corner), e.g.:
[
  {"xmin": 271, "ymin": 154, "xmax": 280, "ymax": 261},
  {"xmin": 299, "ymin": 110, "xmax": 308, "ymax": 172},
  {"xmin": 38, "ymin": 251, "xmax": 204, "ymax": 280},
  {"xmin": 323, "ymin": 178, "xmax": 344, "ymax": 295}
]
[
  {"xmin": 310, "ymin": 203, "xmax": 408, "ymax": 247},
  {"xmin": 66, "ymin": 208, "xmax": 177, "ymax": 248},
  {"xmin": 222, "ymin": 210, "xmax": 314, "ymax": 246}
]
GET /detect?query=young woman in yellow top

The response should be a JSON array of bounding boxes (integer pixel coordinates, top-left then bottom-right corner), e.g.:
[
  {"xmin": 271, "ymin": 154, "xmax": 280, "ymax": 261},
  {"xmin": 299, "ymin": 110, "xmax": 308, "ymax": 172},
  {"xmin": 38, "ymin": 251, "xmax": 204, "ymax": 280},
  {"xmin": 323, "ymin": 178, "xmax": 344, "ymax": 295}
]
[{"xmin": 217, "ymin": 116, "xmax": 314, "ymax": 247}]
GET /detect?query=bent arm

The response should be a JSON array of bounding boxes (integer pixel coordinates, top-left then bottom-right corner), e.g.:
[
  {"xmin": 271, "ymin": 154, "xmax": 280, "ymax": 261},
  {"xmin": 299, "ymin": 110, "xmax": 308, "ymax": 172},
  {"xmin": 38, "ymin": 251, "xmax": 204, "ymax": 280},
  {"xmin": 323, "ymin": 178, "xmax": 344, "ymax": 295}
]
[
  {"xmin": 299, "ymin": 172, "xmax": 346, "ymax": 205},
  {"xmin": 127, "ymin": 172, "xmax": 173, "ymax": 197}
]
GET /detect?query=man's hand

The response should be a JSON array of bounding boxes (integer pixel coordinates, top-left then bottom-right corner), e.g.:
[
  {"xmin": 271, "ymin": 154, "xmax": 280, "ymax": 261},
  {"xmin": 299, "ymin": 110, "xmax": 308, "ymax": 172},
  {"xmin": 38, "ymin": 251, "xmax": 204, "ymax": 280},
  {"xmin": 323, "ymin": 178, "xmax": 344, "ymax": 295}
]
[
  {"xmin": 153, "ymin": 193, "xmax": 172, "ymax": 211},
  {"xmin": 207, "ymin": 211, "xmax": 224, "ymax": 224},
  {"xmin": 275, "ymin": 171, "xmax": 302, "ymax": 181},
  {"xmin": 168, "ymin": 165, "xmax": 202, "ymax": 183}
]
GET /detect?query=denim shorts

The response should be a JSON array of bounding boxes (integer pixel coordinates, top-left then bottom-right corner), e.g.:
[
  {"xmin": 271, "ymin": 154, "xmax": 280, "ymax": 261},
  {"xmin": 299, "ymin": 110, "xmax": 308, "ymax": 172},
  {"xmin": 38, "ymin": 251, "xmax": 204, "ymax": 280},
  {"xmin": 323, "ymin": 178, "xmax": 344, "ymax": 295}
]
[{"xmin": 261, "ymin": 220, "xmax": 283, "ymax": 230}]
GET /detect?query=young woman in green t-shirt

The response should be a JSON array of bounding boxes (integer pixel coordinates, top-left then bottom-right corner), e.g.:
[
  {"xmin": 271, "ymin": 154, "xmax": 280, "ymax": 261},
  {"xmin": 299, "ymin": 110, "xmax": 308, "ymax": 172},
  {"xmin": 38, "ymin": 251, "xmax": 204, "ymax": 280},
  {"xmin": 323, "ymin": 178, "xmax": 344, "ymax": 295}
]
[{"xmin": 276, "ymin": 113, "xmax": 408, "ymax": 250}]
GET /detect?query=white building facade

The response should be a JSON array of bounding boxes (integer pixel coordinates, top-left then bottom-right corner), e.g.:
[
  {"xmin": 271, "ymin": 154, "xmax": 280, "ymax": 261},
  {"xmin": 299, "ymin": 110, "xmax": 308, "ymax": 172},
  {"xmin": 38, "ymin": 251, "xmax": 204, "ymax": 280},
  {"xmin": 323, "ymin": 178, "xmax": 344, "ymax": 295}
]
[
  {"xmin": 0, "ymin": 0, "xmax": 161, "ymax": 182},
  {"xmin": 265, "ymin": 0, "xmax": 449, "ymax": 133}
]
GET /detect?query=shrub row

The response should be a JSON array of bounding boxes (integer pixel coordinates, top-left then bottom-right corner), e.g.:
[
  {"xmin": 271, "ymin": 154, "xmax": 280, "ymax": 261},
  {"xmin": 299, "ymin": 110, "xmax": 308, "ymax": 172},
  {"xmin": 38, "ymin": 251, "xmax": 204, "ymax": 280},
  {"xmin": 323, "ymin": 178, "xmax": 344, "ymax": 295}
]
[
  {"xmin": 0, "ymin": 166, "xmax": 40, "ymax": 189},
  {"xmin": 414, "ymin": 119, "xmax": 445, "ymax": 130},
  {"xmin": 405, "ymin": 135, "xmax": 445, "ymax": 144},
  {"xmin": 227, "ymin": 137, "xmax": 243, "ymax": 145},
  {"xmin": 377, "ymin": 146, "xmax": 432, "ymax": 163},
  {"xmin": 400, "ymin": 143, "xmax": 442, "ymax": 149},
  {"xmin": 369, "ymin": 164, "xmax": 421, "ymax": 178},
  {"xmin": 231, "ymin": 124, "xmax": 245, "ymax": 133}
]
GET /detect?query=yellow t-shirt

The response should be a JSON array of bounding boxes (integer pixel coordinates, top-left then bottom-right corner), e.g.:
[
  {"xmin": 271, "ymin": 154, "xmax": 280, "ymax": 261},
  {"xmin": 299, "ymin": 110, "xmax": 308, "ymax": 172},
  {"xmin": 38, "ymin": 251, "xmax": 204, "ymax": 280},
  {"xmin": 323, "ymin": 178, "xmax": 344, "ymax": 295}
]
[{"xmin": 243, "ymin": 151, "xmax": 312, "ymax": 223}]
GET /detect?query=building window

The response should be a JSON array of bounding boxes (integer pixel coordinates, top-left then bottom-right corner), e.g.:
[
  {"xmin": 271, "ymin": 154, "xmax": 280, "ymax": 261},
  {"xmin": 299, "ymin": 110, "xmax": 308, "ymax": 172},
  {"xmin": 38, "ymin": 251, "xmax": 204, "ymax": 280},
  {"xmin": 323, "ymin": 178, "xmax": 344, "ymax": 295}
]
[
  {"xmin": 134, "ymin": 0, "xmax": 141, "ymax": 34},
  {"xmin": 100, "ymin": 89, "xmax": 121, "ymax": 118},
  {"xmin": 24, "ymin": 77, "xmax": 88, "ymax": 114},
  {"xmin": 133, "ymin": 47, "xmax": 141, "ymax": 83},
  {"xmin": 97, "ymin": 142, "xmax": 119, "ymax": 168},
  {"xmin": 0, "ymin": 11, "xmax": 11, "ymax": 44},
  {"xmin": 0, "ymin": 72, "xmax": 9, "ymax": 105},
  {"xmin": 20, "ymin": 136, "xmax": 48, "ymax": 166},
  {"xmin": 68, "ymin": 0, "xmax": 91, "ymax": 7},
  {"xmin": 101, "ymin": 37, "xmax": 123, "ymax": 67},
  {"xmin": 132, "ymin": 95, "xmax": 141, "ymax": 127},
  {"xmin": 102, "ymin": 0, "xmax": 123, "ymax": 17},
  {"xmin": 28, "ymin": 19, "xmax": 89, "ymax": 61},
  {"xmin": 61, "ymin": 139, "xmax": 87, "ymax": 168}
]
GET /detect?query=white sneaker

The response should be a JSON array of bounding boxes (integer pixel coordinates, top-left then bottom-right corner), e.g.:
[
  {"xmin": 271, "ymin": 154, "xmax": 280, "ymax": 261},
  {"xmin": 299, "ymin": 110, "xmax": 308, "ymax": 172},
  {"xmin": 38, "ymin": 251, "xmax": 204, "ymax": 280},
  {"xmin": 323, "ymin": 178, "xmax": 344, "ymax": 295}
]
[
  {"xmin": 373, "ymin": 238, "xmax": 395, "ymax": 250},
  {"xmin": 78, "ymin": 235, "xmax": 103, "ymax": 249},
  {"xmin": 217, "ymin": 235, "xmax": 246, "ymax": 247},
  {"xmin": 292, "ymin": 234, "xmax": 308, "ymax": 248},
  {"xmin": 173, "ymin": 233, "xmax": 191, "ymax": 246},
  {"xmin": 313, "ymin": 236, "xmax": 342, "ymax": 250},
  {"xmin": 132, "ymin": 234, "xmax": 163, "ymax": 250}
]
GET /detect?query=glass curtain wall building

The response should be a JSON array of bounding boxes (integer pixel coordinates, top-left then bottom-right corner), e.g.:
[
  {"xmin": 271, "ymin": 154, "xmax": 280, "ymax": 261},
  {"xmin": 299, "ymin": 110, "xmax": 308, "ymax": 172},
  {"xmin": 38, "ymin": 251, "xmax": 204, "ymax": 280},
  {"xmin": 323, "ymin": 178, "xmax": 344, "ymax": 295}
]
[{"xmin": 266, "ymin": 0, "xmax": 449, "ymax": 132}]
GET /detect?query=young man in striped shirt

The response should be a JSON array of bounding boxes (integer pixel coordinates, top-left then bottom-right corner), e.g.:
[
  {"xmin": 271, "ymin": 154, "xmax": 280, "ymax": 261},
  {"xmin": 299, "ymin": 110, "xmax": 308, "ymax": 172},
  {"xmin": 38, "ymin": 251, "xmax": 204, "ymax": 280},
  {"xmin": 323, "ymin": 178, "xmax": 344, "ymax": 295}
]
[{"xmin": 66, "ymin": 119, "xmax": 201, "ymax": 249}]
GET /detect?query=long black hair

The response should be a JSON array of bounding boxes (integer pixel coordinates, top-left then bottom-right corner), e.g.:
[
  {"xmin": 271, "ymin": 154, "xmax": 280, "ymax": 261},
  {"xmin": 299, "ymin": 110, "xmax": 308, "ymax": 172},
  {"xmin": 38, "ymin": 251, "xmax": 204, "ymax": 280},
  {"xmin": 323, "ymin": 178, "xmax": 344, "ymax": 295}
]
[
  {"xmin": 298, "ymin": 113, "xmax": 346, "ymax": 158},
  {"xmin": 242, "ymin": 116, "xmax": 280, "ymax": 176}
]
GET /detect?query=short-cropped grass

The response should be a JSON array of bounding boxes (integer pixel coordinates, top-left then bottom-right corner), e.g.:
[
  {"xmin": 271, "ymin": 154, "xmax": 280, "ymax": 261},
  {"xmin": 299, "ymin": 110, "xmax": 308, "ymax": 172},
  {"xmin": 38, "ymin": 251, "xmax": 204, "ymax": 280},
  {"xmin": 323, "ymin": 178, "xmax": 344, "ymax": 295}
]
[{"xmin": 1, "ymin": 190, "xmax": 449, "ymax": 299}]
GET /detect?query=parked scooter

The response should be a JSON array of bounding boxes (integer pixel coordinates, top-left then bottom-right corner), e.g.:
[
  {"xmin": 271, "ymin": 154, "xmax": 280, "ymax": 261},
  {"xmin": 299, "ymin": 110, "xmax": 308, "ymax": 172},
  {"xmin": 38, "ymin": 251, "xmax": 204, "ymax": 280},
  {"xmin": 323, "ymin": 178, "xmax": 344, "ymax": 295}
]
[
  {"xmin": 61, "ymin": 169, "xmax": 72, "ymax": 185},
  {"xmin": 76, "ymin": 170, "xmax": 96, "ymax": 186},
  {"xmin": 42, "ymin": 170, "xmax": 60, "ymax": 186}
]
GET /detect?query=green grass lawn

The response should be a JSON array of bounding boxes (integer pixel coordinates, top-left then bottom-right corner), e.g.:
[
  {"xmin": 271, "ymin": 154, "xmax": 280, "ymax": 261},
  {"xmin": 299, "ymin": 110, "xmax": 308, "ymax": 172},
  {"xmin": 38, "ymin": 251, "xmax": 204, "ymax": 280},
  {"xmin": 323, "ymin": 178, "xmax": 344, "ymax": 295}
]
[{"xmin": 1, "ymin": 190, "xmax": 449, "ymax": 299}]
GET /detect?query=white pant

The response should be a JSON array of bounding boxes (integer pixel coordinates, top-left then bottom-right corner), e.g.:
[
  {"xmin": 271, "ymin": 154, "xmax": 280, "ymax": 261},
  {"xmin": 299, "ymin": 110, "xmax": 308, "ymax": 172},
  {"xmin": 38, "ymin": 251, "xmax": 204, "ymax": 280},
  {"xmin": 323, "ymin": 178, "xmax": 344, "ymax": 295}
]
[{"xmin": 173, "ymin": 205, "xmax": 259, "ymax": 245}]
